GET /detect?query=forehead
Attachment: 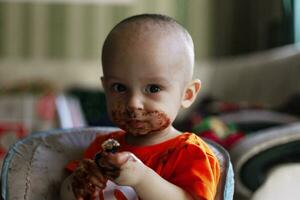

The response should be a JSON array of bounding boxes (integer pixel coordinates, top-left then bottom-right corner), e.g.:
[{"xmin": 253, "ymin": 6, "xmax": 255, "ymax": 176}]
[
  {"xmin": 103, "ymin": 38, "xmax": 183, "ymax": 81},
  {"xmin": 102, "ymin": 20, "xmax": 194, "ymax": 84},
  {"xmin": 104, "ymin": 28, "xmax": 185, "ymax": 68}
]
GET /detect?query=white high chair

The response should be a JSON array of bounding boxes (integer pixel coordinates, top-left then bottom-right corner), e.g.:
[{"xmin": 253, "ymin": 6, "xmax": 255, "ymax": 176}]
[{"xmin": 1, "ymin": 127, "xmax": 234, "ymax": 200}]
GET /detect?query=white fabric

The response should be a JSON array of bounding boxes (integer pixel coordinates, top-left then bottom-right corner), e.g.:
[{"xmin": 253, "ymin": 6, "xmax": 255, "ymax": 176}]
[{"xmin": 251, "ymin": 163, "xmax": 300, "ymax": 200}]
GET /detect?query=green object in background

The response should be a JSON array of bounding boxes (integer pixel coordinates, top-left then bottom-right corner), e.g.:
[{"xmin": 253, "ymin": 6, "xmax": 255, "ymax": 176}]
[{"xmin": 192, "ymin": 117, "xmax": 237, "ymax": 139}]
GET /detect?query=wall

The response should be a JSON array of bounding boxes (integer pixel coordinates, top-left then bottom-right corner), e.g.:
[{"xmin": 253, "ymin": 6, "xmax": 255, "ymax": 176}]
[
  {"xmin": 1, "ymin": 44, "xmax": 300, "ymax": 108},
  {"xmin": 195, "ymin": 44, "xmax": 300, "ymax": 107},
  {"xmin": 1, "ymin": 1, "xmax": 299, "ymax": 107},
  {"xmin": 210, "ymin": 0, "xmax": 292, "ymax": 57},
  {"xmin": 0, "ymin": 1, "xmax": 213, "ymax": 60},
  {"xmin": 0, "ymin": 0, "xmax": 214, "ymax": 90}
]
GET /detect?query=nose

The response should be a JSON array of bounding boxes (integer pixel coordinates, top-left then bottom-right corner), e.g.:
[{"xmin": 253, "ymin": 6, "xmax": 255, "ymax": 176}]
[{"xmin": 126, "ymin": 93, "xmax": 144, "ymax": 111}]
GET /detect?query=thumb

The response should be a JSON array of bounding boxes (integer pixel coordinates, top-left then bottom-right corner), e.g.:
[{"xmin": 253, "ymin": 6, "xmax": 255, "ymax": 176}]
[{"xmin": 108, "ymin": 152, "xmax": 135, "ymax": 167}]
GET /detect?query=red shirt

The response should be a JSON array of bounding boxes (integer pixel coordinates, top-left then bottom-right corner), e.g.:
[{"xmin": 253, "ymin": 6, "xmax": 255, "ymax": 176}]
[{"xmin": 66, "ymin": 131, "xmax": 220, "ymax": 200}]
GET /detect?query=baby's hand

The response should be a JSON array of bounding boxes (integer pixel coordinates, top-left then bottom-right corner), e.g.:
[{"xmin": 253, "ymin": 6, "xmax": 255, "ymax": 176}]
[
  {"xmin": 96, "ymin": 152, "xmax": 148, "ymax": 187},
  {"xmin": 72, "ymin": 159, "xmax": 106, "ymax": 200}
]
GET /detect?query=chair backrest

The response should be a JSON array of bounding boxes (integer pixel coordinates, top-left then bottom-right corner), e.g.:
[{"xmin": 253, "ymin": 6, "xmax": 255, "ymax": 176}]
[
  {"xmin": 204, "ymin": 139, "xmax": 234, "ymax": 200},
  {"xmin": 1, "ymin": 127, "xmax": 234, "ymax": 200}
]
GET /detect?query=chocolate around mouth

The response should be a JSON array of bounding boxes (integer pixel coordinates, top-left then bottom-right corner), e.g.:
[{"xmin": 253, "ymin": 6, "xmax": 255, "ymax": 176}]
[{"xmin": 127, "ymin": 119, "xmax": 147, "ymax": 128}]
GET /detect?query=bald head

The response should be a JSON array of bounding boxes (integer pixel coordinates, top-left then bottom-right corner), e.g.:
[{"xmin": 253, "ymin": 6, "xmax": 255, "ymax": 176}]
[{"xmin": 101, "ymin": 14, "xmax": 195, "ymax": 83}]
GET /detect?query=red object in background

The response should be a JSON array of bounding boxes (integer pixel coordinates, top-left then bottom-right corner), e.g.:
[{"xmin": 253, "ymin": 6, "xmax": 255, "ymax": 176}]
[
  {"xmin": 0, "ymin": 122, "xmax": 27, "ymax": 157},
  {"xmin": 222, "ymin": 132, "xmax": 245, "ymax": 150},
  {"xmin": 200, "ymin": 130, "xmax": 223, "ymax": 144},
  {"xmin": 36, "ymin": 94, "xmax": 56, "ymax": 120},
  {"xmin": 200, "ymin": 130, "xmax": 245, "ymax": 150}
]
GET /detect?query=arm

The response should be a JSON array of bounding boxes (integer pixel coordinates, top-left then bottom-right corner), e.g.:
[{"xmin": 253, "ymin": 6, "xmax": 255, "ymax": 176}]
[
  {"xmin": 103, "ymin": 152, "xmax": 196, "ymax": 200},
  {"xmin": 133, "ymin": 166, "xmax": 195, "ymax": 200}
]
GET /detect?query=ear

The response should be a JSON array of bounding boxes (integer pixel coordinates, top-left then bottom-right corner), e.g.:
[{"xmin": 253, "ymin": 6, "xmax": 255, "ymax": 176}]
[{"xmin": 181, "ymin": 79, "xmax": 201, "ymax": 108}]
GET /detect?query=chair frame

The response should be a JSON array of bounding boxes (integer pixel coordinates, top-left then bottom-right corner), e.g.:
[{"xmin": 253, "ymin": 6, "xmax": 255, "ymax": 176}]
[{"xmin": 1, "ymin": 127, "xmax": 234, "ymax": 200}]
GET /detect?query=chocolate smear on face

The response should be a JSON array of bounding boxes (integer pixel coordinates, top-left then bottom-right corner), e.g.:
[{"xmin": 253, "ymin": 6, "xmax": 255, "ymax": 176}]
[{"xmin": 111, "ymin": 106, "xmax": 171, "ymax": 135}]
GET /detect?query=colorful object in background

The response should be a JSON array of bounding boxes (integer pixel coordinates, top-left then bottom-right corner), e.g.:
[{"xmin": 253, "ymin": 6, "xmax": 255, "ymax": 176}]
[
  {"xmin": 0, "ymin": 80, "xmax": 88, "ymax": 171},
  {"xmin": 0, "ymin": 79, "xmax": 59, "ymax": 132},
  {"xmin": 193, "ymin": 117, "xmax": 245, "ymax": 150},
  {"xmin": 0, "ymin": 94, "xmax": 58, "ymax": 133},
  {"xmin": 0, "ymin": 122, "xmax": 28, "ymax": 169},
  {"xmin": 193, "ymin": 95, "xmax": 264, "ymax": 117},
  {"xmin": 67, "ymin": 88, "xmax": 114, "ymax": 126},
  {"xmin": 174, "ymin": 95, "xmax": 267, "ymax": 133},
  {"xmin": 36, "ymin": 94, "xmax": 56, "ymax": 121}
]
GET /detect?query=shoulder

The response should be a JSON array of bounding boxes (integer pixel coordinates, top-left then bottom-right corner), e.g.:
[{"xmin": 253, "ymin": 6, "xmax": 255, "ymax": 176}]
[
  {"xmin": 175, "ymin": 133, "xmax": 218, "ymax": 162},
  {"xmin": 170, "ymin": 133, "xmax": 221, "ymax": 199},
  {"xmin": 180, "ymin": 133, "xmax": 213, "ymax": 151}
]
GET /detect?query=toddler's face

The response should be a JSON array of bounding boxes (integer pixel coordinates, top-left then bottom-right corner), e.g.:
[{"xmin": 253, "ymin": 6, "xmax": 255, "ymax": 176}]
[{"xmin": 102, "ymin": 35, "xmax": 186, "ymax": 136}]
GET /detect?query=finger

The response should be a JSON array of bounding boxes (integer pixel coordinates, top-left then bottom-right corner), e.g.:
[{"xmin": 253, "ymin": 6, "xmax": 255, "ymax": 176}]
[
  {"xmin": 88, "ymin": 162, "xmax": 110, "ymax": 179},
  {"xmin": 72, "ymin": 181, "xmax": 83, "ymax": 197},
  {"xmin": 81, "ymin": 159, "xmax": 96, "ymax": 169},
  {"xmin": 74, "ymin": 163, "xmax": 106, "ymax": 192},
  {"xmin": 96, "ymin": 155, "xmax": 120, "ymax": 173},
  {"xmin": 74, "ymin": 189, "xmax": 85, "ymax": 200},
  {"xmin": 98, "ymin": 162, "xmax": 119, "ymax": 171},
  {"xmin": 107, "ymin": 152, "xmax": 133, "ymax": 167},
  {"xmin": 85, "ymin": 167, "xmax": 108, "ymax": 187},
  {"xmin": 90, "ymin": 189, "xmax": 100, "ymax": 200},
  {"xmin": 73, "ymin": 181, "xmax": 94, "ymax": 199},
  {"xmin": 90, "ymin": 176, "xmax": 106, "ymax": 188},
  {"xmin": 104, "ymin": 170, "xmax": 120, "ymax": 180},
  {"xmin": 81, "ymin": 159, "xmax": 107, "ymax": 181}
]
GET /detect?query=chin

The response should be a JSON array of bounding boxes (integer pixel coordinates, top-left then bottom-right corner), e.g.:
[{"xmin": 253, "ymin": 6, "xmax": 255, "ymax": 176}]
[{"xmin": 127, "ymin": 129, "xmax": 151, "ymax": 136}]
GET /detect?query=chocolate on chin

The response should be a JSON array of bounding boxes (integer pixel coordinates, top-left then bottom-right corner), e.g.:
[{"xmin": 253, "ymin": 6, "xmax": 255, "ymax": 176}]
[{"xmin": 101, "ymin": 138, "xmax": 120, "ymax": 153}]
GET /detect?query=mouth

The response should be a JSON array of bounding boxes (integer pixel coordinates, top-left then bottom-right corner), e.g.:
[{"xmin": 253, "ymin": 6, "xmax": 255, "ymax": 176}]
[{"xmin": 127, "ymin": 120, "xmax": 146, "ymax": 129}]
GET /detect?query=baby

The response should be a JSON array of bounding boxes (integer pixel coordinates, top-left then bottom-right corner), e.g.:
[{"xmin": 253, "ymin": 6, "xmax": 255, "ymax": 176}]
[{"xmin": 60, "ymin": 14, "xmax": 220, "ymax": 200}]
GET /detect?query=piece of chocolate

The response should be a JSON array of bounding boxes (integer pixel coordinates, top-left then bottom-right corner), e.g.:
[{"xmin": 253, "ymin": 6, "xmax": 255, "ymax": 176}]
[{"xmin": 101, "ymin": 138, "xmax": 120, "ymax": 153}]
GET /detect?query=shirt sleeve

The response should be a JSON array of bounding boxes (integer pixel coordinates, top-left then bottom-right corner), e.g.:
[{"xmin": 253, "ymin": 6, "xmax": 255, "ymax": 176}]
[{"xmin": 170, "ymin": 141, "xmax": 220, "ymax": 200}]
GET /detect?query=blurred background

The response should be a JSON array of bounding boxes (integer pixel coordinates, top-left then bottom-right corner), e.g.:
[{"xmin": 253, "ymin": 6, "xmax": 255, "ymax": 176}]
[
  {"xmin": 1, "ymin": 0, "xmax": 299, "ymax": 99},
  {"xmin": 1, "ymin": 0, "xmax": 300, "ymax": 199}
]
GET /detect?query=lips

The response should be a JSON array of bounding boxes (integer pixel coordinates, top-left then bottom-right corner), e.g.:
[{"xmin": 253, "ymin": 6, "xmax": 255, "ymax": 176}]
[{"xmin": 127, "ymin": 120, "xmax": 146, "ymax": 129}]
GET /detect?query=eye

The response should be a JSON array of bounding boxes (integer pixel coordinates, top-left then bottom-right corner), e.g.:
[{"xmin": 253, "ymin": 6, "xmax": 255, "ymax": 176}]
[
  {"xmin": 111, "ymin": 83, "xmax": 127, "ymax": 93},
  {"xmin": 144, "ymin": 84, "xmax": 161, "ymax": 93}
]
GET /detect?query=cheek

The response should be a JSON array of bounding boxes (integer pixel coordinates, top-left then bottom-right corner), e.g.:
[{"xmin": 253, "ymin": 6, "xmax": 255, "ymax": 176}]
[
  {"xmin": 107, "ymin": 101, "xmax": 125, "ymax": 120},
  {"xmin": 141, "ymin": 110, "xmax": 171, "ymax": 133},
  {"xmin": 149, "ymin": 111, "xmax": 170, "ymax": 129}
]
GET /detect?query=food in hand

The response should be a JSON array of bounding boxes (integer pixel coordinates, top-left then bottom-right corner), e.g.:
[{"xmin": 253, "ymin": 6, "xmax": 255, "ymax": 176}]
[
  {"xmin": 94, "ymin": 138, "xmax": 121, "ymax": 179},
  {"xmin": 101, "ymin": 138, "xmax": 121, "ymax": 153}
]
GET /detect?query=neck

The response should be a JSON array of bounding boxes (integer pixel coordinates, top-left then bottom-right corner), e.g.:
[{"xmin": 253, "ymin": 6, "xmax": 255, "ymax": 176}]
[{"xmin": 125, "ymin": 126, "xmax": 181, "ymax": 146}]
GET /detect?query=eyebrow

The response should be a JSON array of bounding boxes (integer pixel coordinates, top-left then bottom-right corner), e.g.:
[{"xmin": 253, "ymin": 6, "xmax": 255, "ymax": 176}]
[{"xmin": 144, "ymin": 77, "xmax": 171, "ymax": 85}]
